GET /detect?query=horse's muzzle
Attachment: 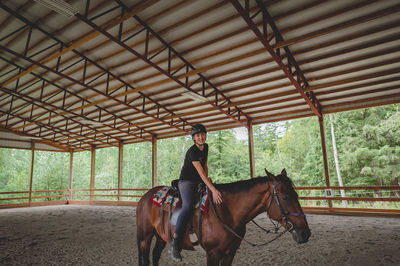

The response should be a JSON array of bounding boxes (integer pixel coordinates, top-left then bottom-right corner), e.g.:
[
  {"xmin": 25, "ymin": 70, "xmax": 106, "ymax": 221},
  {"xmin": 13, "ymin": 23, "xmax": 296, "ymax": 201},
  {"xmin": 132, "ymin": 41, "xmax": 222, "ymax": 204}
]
[{"xmin": 291, "ymin": 228, "xmax": 311, "ymax": 244}]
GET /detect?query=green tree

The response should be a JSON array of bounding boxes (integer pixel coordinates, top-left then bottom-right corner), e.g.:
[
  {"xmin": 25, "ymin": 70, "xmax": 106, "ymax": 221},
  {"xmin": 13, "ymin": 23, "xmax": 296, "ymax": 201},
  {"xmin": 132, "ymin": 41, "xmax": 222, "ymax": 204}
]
[
  {"xmin": 32, "ymin": 151, "xmax": 69, "ymax": 202},
  {"xmin": 327, "ymin": 105, "xmax": 400, "ymax": 187},
  {"xmin": 207, "ymin": 129, "xmax": 249, "ymax": 183}
]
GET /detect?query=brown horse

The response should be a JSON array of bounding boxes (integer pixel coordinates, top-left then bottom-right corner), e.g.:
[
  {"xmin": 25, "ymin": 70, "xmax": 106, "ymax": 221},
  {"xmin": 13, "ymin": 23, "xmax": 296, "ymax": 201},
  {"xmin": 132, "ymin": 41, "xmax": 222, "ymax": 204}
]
[{"xmin": 136, "ymin": 169, "xmax": 311, "ymax": 266}]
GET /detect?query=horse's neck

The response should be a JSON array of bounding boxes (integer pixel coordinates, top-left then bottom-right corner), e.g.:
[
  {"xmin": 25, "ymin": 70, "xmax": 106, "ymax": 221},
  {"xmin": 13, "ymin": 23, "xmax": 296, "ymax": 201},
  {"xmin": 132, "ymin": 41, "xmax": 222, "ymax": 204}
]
[{"xmin": 222, "ymin": 183, "xmax": 268, "ymax": 227}]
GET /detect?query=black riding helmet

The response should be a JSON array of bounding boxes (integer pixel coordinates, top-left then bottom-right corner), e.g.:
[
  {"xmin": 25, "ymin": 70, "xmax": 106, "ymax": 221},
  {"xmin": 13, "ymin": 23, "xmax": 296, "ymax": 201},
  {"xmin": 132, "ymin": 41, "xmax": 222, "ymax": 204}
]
[{"xmin": 191, "ymin": 124, "xmax": 207, "ymax": 136}]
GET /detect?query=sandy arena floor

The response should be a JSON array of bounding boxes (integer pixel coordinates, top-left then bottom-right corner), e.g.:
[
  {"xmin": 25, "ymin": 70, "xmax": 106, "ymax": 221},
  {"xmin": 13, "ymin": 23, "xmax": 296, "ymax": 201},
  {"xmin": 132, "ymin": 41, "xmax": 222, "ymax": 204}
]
[{"xmin": 0, "ymin": 205, "xmax": 399, "ymax": 265}]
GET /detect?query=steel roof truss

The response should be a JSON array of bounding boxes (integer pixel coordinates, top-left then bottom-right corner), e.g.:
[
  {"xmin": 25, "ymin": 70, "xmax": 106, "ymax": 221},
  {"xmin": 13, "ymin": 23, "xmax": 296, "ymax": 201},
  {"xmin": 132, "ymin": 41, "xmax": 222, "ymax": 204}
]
[
  {"xmin": 0, "ymin": 89, "xmax": 110, "ymax": 148},
  {"xmin": 0, "ymin": 45, "xmax": 154, "ymax": 142},
  {"xmin": 0, "ymin": 85, "xmax": 119, "ymax": 145},
  {"xmin": 82, "ymin": 1, "xmax": 250, "ymax": 129},
  {"xmin": 230, "ymin": 0, "xmax": 322, "ymax": 117}
]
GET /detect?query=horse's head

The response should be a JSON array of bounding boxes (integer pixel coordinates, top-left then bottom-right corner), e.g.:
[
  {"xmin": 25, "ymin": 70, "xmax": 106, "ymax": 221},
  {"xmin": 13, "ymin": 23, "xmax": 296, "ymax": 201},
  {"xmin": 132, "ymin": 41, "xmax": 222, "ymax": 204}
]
[{"xmin": 264, "ymin": 169, "xmax": 311, "ymax": 244}]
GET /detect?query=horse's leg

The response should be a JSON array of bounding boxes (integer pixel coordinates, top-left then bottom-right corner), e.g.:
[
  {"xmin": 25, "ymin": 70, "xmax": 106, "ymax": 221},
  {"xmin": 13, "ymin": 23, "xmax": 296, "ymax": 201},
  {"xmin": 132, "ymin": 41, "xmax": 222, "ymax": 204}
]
[
  {"xmin": 220, "ymin": 250, "xmax": 237, "ymax": 266},
  {"xmin": 206, "ymin": 250, "xmax": 222, "ymax": 266},
  {"xmin": 137, "ymin": 197, "xmax": 157, "ymax": 266},
  {"xmin": 152, "ymin": 234, "xmax": 166, "ymax": 266},
  {"xmin": 137, "ymin": 231, "xmax": 154, "ymax": 266}
]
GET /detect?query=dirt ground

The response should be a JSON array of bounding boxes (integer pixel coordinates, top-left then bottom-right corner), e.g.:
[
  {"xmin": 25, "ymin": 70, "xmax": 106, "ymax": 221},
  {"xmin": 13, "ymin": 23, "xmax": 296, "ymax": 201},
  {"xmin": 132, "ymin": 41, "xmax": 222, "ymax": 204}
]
[{"xmin": 0, "ymin": 205, "xmax": 399, "ymax": 265}]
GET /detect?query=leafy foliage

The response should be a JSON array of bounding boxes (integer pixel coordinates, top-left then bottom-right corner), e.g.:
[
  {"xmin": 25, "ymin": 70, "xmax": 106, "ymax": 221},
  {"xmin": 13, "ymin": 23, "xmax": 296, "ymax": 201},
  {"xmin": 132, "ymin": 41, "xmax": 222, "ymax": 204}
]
[
  {"xmin": 1, "ymin": 104, "xmax": 399, "ymax": 206},
  {"xmin": 32, "ymin": 151, "xmax": 69, "ymax": 202}
]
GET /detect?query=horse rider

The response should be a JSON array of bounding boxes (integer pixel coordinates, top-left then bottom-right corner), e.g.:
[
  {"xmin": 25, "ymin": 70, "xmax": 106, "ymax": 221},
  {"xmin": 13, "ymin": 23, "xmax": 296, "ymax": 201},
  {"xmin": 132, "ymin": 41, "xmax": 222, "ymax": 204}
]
[{"xmin": 170, "ymin": 123, "xmax": 223, "ymax": 262}]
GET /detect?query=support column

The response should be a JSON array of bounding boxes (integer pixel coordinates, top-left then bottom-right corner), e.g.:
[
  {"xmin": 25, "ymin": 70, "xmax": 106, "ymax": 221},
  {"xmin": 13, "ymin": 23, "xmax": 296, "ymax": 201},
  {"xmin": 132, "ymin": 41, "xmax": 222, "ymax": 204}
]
[
  {"xmin": 28, "ymin": 141, "xmax": 35, "ymax": 205},
  {"xmin": 152, "ymin": 135, "xmax": 157, "ymax": 187},
  {"xmin": 68, "ymin": 149, "xmax": 74, "ymax": 201},
  {"xmin": 247, "ymin": 121, "xmax": 255, "ymax": 178},
  {"xmin": 318, "ymin": 116, "xmax": 333, "ymax": 208},
  {"xmin": 118, "ymin": 142, "xmax": 123, "ymax": 201},
  {"xmin": 90, "ymin": 146, "xmax": 96, "ymax": 201}
]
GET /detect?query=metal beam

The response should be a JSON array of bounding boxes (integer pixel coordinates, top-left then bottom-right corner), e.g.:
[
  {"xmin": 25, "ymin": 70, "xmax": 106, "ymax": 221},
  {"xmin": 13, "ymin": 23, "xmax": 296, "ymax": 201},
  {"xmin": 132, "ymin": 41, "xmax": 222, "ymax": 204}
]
[
  {"xmin": 0, "ymin": 0, "xmax": 159, "ymax": 88},
  {"xmin": 0, "ymin": 2, "xmax": 191, "ymax": 136},
  {"xmin": 76, "ymin": 4, "xmax": 251, "ymax": 129},
  {"xmin": 0, "ymin": 46, "xmax": 153, "ymax": 142},
  {"xmin": 230, "ymin": 0, "xmax": 321, "ymax": 118}
]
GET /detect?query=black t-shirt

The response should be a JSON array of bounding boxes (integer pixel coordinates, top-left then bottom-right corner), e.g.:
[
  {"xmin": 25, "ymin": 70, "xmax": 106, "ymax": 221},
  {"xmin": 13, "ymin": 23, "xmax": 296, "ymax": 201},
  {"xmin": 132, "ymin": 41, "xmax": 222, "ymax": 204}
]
[{"xmin": 179, "ymin": 143, "xmax": 208, "ymax": 183}]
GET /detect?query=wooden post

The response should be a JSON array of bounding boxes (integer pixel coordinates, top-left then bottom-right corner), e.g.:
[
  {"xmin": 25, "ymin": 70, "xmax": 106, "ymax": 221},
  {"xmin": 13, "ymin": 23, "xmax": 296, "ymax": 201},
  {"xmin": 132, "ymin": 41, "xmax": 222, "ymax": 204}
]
[
  {"xmin": 68, "ymin": 149, "xmax": 73, "ymax": 202},
  {"xmin": 152, "ymin": 135, "xmax": 157, "ymax": 187},
  {"xmin": 28, "ymin": 141, "xmax": 35, "ymax": 205},
  {"xmin": 90, "ymin": 146, "xmax": 96, "ymax": 201},
  {"xmin": 118, "ymin": 142, "xmax": 123, "ymax": 201},
  {"xmin": 247, "ymin": 121, "xmax": 255, "ymax": 178},
  {"xmin": 318, "ymin": 116, "xmax": 333, "ymax": 208}
]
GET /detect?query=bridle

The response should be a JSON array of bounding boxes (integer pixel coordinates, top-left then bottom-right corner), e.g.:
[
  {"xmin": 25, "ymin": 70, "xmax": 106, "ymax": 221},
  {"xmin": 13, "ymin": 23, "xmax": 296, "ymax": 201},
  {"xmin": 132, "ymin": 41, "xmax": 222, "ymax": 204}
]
[
  {"xmin": 209, "ymin": 180, "xmax": 306, "ymax": 247},
  {"xmin": 263, "ymin": 181, "xmax": 306, "ymax": 233}
]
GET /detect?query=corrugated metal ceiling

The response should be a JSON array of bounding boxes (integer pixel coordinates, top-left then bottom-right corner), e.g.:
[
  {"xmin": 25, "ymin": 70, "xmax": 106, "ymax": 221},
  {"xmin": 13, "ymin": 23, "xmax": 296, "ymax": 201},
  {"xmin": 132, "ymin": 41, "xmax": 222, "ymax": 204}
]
[{"xmin": 0, "ymin": 0, "xmax": 399, "ymax": 151}]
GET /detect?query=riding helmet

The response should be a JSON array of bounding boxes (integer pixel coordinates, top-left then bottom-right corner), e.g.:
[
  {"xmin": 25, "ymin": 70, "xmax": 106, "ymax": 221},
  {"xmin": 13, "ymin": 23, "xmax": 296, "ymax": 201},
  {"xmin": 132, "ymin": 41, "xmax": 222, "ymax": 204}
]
[{"xmin": 191, "ymin": 124, "xmax": 207, "ymax": 136}]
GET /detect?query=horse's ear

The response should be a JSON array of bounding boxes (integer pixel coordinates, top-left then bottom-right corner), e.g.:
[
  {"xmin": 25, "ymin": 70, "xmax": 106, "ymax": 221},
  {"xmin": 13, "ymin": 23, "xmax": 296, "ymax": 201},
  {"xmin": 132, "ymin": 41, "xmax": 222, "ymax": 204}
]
[
  {"xmin": 281, "ymin": 168, "xmax": 287, "ymax": 176},
  {"xmin": 264, "ymin": 168, "xmax": 275, "ymax": 178}
]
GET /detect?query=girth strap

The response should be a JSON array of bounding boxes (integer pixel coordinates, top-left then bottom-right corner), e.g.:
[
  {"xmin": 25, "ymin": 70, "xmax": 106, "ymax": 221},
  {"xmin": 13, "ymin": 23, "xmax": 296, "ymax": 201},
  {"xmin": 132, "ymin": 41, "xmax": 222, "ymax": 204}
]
[
  {"xmin": 197, "ymin": 191, "xmax": 203, "ymax": 243},
  {"xmin": 167, "ymin": 197, "xmax": 174, "ymax": 240},
  {"xmin": 160, "ymin": 200, "xmax": 165, "ymax": 234}
]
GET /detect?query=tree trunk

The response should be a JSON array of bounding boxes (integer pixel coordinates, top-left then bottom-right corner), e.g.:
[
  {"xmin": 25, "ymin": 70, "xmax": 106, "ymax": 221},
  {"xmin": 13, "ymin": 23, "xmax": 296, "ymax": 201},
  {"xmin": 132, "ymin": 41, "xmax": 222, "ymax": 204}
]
[
  {"xmin": 329, "ymin": 114, "xmax": 348, "ymax": 207},
  {"xmin": 275, "ymin": 139, "xmax": 282, "ymax": 166}
]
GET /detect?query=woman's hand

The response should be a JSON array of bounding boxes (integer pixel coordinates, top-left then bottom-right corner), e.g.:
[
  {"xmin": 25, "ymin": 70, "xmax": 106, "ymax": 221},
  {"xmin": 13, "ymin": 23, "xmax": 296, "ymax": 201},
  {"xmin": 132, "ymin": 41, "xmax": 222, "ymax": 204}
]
[{"xmin": 211, "ymin": 187, "xmax": 223, "ymax": 204}]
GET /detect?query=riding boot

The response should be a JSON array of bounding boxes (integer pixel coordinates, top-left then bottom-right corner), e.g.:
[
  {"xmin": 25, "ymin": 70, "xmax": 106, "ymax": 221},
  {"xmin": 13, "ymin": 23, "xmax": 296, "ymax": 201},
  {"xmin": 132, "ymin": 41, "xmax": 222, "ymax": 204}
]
[{"xmin": 169, "ymin": 237, "xmax": 182, "ymax": 262}]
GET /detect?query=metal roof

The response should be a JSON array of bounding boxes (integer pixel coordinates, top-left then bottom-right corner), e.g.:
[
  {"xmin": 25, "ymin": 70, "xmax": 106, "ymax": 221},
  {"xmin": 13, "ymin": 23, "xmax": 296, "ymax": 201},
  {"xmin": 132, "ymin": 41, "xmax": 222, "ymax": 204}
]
[{"xmin": 0, "ymin": 0, "xmax": 399, "ymax": 151}]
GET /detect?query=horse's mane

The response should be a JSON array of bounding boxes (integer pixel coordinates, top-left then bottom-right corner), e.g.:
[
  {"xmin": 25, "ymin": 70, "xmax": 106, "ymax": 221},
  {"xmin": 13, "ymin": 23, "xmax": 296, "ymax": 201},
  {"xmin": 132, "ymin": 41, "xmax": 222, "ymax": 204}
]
[{"xmin": 214, "ymin": 174, "xmax": 295, "ymax": 193}]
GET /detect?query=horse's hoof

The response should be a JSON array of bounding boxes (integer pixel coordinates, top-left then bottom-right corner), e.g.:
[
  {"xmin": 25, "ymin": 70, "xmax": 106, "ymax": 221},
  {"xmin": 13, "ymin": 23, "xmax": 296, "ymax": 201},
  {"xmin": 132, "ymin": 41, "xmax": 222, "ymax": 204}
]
[{"xmin": 169, "ymin": 247, "xmax": 183, "ymax": 262}]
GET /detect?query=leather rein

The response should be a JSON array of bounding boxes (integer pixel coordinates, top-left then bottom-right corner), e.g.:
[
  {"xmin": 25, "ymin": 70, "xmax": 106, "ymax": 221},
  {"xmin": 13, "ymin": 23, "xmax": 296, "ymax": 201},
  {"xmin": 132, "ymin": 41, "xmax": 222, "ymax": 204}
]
[{"xmin": 209, "ymin": 181, "xmax": 306, "ymax": 247}]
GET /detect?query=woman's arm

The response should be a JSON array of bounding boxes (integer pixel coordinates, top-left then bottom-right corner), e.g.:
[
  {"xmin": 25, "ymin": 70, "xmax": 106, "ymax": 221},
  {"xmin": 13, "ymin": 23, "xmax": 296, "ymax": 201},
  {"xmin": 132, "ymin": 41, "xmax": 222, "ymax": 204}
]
[{"xmin": 192, "ymin": 161, "xmax": 222, "ymax": 204}]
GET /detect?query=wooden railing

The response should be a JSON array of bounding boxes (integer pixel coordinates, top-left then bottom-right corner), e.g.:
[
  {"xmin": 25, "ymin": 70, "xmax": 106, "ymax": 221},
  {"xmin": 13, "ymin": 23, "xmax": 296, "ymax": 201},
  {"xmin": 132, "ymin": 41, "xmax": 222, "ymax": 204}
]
[
  {"xmin": 297, "ymin": 186, "xmax": 400, "ymax": 215},
  {"xmin": 0, "ymin": 188, "xmax": 149, "ymax": 208},
  {"xmin": 1, "ymin": 186, "xmax": 399, "ymax": 215}
]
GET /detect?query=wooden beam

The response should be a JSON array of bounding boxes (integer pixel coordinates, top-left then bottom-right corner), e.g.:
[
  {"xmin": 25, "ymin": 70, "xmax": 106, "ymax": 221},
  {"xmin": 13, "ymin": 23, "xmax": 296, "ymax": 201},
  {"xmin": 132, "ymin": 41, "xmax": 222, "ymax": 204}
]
[
  {"xmin": 152, "ymin": 135, "xmax": 157, "ymax": 187},
  {"xmin": 118, "ymin": 142, "xmax": 123, "ymax": 201},
  {"xmin": 318, "ymin": 116, "xmax": 332, "ymax": 208},
  {"xmin": 90, "ymin": 146, "xmax": 95, "ymax": 201},
  {"xmin": 247, "ymin": 120, "xmax": 255, "ymax": 178},
  {"xmin": 68, "ymin": 149, "xmax": 73, "ymax": 201},
  {"xmin": 28, "ymin": 141, "xmax": 35, "ymax": 205}
]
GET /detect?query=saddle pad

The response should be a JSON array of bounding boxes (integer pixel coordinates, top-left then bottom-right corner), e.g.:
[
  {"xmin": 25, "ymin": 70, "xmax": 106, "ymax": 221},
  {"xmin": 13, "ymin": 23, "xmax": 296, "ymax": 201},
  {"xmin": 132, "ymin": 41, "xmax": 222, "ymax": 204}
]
[
  {"xmin": 151, "ymin": 186, "xmax": 209, "ymax": 214},
  {"xmin": 152, "ymin": 186, "xmax": 179, "ymax": 207},
  {"xmin": 198, "ymin": 189, "xmax": 209, "ymax": 214}
]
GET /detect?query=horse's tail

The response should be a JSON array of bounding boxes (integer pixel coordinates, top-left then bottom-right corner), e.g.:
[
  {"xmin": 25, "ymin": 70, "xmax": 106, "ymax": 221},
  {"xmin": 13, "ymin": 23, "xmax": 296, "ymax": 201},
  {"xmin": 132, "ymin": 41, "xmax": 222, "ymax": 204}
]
[{"xmin": 136, "ymin": 187, "xmax": 159, "ymax": 265}]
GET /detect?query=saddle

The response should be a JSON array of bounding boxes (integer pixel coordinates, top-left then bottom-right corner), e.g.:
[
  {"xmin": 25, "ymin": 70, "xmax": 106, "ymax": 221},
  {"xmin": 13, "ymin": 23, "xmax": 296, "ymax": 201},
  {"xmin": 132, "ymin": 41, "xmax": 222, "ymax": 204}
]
[{"xmin": 151, "ymin": 180, "xmax": 209, "ymax": 246}]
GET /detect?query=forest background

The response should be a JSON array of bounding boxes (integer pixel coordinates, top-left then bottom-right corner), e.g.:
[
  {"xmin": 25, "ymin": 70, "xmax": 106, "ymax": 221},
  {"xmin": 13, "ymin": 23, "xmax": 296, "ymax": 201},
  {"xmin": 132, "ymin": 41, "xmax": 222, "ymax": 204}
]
[{"xmin": 1, "ymin": 104, "xmax": 399, "ymax": 206}]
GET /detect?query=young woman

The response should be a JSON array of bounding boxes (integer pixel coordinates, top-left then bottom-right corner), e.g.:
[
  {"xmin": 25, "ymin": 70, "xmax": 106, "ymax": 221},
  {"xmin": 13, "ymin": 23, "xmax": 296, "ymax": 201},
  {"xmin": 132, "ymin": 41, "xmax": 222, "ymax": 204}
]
[{"xmin": 170, "ymin": 124, "xmax": 223, "ymax": 262}]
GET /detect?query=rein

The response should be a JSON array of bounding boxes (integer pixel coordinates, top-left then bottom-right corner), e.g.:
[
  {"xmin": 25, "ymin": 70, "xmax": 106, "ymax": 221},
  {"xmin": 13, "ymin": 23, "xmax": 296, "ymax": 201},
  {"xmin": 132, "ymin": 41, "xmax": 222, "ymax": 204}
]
[{"xmin": 209, "ymin": 181, "xmax": 305, "ymax": 247}]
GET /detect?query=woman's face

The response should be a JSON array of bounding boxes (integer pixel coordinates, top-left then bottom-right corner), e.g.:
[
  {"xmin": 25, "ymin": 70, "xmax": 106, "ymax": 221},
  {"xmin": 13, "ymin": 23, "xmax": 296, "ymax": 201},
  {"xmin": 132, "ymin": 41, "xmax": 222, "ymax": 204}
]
[{"xmin": 193, "ymin": 132, "xmax": 207, "ymax": 146}]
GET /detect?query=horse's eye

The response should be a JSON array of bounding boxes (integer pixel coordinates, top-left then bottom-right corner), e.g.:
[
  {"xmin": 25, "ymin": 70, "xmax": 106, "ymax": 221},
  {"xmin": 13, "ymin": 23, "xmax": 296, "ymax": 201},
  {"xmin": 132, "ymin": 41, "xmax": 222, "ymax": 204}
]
[{"xmin": 282, "ymin": 195, "xmax": 288, "ymax": 200}]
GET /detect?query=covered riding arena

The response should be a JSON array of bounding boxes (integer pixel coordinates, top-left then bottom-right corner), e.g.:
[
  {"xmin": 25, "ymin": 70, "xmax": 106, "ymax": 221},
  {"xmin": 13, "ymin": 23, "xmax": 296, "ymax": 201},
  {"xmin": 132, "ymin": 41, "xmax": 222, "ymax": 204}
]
[
  {"xmin": 1, "ymin": 0, "xmax": 400, "ymax": 265},
  {"xmin": 1, "ymin": 205, "xmax": 399, "ymax": 265}
]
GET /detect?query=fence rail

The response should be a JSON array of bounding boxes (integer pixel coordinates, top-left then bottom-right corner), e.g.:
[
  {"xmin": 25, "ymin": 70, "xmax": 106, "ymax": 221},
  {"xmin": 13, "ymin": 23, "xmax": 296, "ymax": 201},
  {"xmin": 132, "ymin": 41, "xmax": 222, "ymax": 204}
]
[{"xmin": 1, "ymin": 186, "xmax": 399, "ymax": 215}]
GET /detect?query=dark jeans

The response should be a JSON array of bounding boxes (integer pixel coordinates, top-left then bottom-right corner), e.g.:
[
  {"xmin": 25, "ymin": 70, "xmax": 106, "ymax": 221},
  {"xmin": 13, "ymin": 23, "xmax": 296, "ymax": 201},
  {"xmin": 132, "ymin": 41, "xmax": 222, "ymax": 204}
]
[{"xmin": 174, "ymin": 180, "xmax": 198, "ymax": 237}]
